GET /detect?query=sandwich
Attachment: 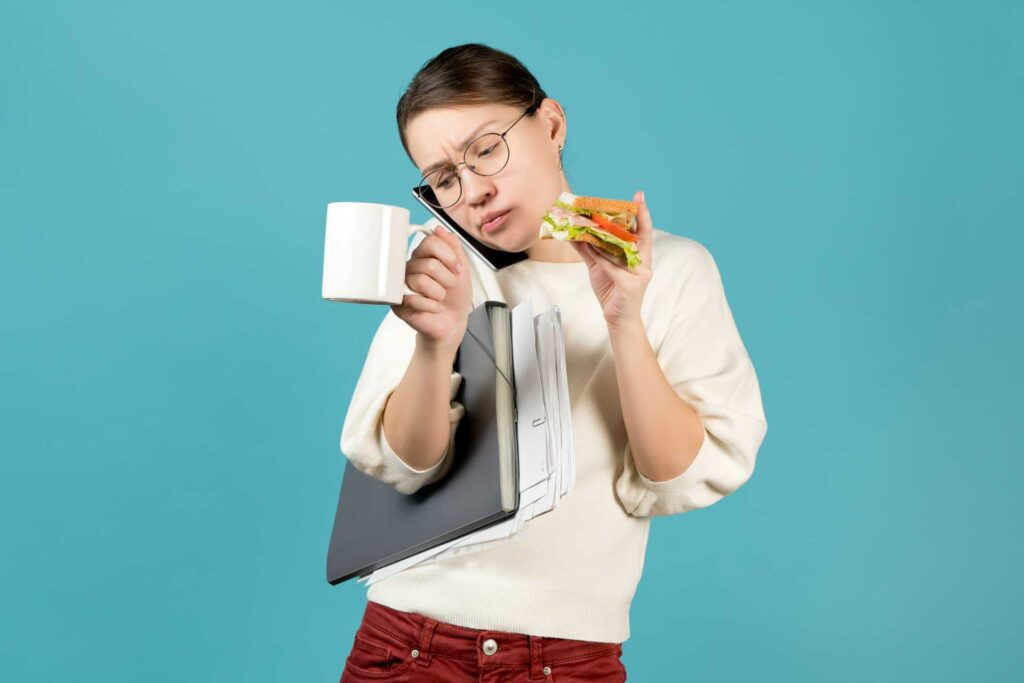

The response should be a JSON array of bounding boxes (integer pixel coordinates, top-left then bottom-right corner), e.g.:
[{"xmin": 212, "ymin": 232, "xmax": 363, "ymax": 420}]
[{"xmin": 539, "ymin": 192, "xmax": 641, "ymax": 269}]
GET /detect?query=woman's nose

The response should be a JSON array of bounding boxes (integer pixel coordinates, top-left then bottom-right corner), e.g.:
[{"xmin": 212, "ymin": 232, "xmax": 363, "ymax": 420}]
[{"xmin": 459, "ymin": 167, "xmax": 496, "ymax": 206}]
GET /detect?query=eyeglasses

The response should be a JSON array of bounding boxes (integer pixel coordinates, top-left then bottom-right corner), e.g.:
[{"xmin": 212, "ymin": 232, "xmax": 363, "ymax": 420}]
[{"xmin": 416, "ymin": 97, "xmax": 543, "ymax": 210}]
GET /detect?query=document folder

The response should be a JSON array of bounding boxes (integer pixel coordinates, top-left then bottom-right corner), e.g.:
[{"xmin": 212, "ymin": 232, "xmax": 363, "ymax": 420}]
[{"xmin": 326, "ymin": 301, "xmax": 519, "ymax": 585}]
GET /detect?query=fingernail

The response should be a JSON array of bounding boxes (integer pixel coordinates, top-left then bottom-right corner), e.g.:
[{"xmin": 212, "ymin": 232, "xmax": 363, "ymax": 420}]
[{"xmin": 640, "ymin": 190, "xmax": 646, "ymax": 202}]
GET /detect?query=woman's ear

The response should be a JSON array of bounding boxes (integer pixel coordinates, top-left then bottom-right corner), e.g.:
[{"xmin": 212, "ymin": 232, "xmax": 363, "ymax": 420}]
[{"xmin": 537, "ymin": 97, "xmax": 567, "ymax": 147}]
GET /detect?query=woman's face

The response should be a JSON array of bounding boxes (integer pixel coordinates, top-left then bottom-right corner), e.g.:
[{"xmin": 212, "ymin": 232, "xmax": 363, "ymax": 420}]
[{"xmin": 405, "ymin": 98, "xmax": 570, "ymax": 254}]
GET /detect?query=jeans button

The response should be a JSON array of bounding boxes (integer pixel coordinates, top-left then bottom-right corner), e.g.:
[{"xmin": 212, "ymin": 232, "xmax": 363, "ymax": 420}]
[{"xmin": 482, "ymin": 638, "xmax": 498, "ymax": 655}]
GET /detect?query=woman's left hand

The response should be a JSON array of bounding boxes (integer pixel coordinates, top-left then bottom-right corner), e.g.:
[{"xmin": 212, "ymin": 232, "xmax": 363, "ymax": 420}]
[{"xmin": 569, "ymin": 189, "xmax": 654, "ymax": 330}]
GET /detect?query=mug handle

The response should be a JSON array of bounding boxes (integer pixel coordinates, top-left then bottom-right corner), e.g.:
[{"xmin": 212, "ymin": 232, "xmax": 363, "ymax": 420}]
[{"xmin": 401, "ymin": 223, "xmax": 438, "ymax": 298}]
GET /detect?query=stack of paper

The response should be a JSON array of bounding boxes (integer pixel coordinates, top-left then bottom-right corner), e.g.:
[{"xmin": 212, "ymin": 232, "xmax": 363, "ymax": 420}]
[{"xmin": 357, "ymin": 297, "xmax": 575, "ymax": 585}]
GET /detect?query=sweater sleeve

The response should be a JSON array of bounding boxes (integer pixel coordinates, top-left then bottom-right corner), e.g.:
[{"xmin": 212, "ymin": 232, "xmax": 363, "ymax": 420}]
[
  {"xmin": 339, "ymin": 307, "xmax": 464, "ymax": 495},
  {"xmin": 614, "ymin": 241, "xmax": 768, "ymax": 518}
]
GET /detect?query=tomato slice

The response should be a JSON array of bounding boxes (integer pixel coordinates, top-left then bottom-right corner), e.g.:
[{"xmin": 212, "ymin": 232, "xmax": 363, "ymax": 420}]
[{"xmin": 589, "ymin": 212, "xmax": 638, "ymax": 242}]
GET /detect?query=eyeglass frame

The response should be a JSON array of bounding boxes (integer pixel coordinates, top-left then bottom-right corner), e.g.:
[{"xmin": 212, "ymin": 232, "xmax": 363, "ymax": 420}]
[{"xmin": 416, "ymin": 95, "xmax": 545, "ymax": 209}]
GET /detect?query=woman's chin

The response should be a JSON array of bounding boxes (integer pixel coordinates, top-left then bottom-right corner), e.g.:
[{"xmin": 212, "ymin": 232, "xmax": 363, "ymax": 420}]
[{"xmin": 485, "ymin": 227, "xmax": 535, "ymax": 252}]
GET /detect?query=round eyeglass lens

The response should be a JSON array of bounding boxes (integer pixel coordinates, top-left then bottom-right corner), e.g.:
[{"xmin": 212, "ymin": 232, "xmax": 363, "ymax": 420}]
[
  {"xmin": 421, "ymin": 168, "xmax": 461, "ymax": 208},
  {"xmin": 465, "ymin": 133, "xmax": 509, "ymax": 176}
]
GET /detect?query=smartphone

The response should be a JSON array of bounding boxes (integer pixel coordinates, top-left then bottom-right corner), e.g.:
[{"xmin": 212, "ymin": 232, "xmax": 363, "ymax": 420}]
[{"xmin": 411, "ymin": 185, "xmax": 529, "ymax": 271}]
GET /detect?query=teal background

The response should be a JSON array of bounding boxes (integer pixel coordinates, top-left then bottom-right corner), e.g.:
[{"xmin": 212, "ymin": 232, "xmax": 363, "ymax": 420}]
[{"xmin": 2, "ymin": 1, "xmax": 1021, "ymax": 680}]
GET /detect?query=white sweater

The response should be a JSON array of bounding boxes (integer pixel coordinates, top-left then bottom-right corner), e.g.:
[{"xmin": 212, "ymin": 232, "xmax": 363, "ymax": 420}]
[{"xmin": 339, "ymin": 219, "xmax": 768, "ymax": 643}]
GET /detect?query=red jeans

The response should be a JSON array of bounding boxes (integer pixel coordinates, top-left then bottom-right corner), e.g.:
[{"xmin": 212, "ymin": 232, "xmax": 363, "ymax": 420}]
[{"xmin": 340, "ymin": 600, "xmax": 627, "ymax": 682}]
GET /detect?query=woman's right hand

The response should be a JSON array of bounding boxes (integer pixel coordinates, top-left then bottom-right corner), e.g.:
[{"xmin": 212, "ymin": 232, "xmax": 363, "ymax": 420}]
[{"xmin": 390, "ymin": 225, "xmax": 472, "ymax": 353}]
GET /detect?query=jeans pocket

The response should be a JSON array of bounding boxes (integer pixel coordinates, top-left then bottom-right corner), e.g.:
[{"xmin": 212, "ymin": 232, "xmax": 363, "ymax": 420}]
[{"xmin": 343, "ymin": 628, "xmax": 414, "ymax": 679}]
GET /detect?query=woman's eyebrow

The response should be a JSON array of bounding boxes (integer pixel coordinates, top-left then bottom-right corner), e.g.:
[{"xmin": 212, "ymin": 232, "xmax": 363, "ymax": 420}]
[{"xmin": 420, "ymin": 119, "xmax": 499, "ymax": 175}]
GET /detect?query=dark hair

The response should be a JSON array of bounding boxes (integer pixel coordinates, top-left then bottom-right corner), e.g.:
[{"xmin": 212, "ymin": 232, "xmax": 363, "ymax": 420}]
[{"xmin": 396, "ymin": 43, "xmax": 558, "ymax": 167}]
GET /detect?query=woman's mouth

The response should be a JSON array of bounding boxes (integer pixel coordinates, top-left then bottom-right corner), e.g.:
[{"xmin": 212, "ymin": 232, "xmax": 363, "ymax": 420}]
[{"xmin": 482, "ymin": 210, "xmax": 512, "ymax": 234}]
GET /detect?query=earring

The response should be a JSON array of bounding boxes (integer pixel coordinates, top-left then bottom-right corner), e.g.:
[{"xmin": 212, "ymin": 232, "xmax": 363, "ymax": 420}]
[{"xmin": 557, "ymin": 145, "xmax": 563, "ymax": 171}]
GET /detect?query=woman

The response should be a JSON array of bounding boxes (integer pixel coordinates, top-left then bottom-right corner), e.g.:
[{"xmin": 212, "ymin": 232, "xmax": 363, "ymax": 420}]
[{"xmin": 339, "ymin": 43, "xmax": 768, "ymax": 682}]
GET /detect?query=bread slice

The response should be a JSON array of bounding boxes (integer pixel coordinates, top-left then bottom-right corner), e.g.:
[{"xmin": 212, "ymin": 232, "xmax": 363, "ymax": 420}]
[
  {"xmin": 575, "ymin": 231, "xmax": 628, "ymax": 267},
  {"xmin": 572, "ymin": 195, "xmax": 639, "ymax": 216}
]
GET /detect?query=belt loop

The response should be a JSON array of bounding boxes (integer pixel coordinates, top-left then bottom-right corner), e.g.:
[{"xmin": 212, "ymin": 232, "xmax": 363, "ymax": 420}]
[
  {"xmin": 529, "ymin": 635, "xmax": 545, "ymax": 679},
  {"xmin": 413, "ymin": 617, "xmax": 438, "ymax": 667}
]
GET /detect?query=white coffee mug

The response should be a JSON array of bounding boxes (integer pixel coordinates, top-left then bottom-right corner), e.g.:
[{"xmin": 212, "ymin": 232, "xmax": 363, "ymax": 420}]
[{"xmin": 322, "ymin": 202, "xmax": 435, "ymax": 305}]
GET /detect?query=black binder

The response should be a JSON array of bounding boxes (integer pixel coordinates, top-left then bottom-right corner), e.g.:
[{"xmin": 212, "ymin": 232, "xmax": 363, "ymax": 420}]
[{"xmin": 326, "ymin": 301, "xmax": 520, "ymax": 585}]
